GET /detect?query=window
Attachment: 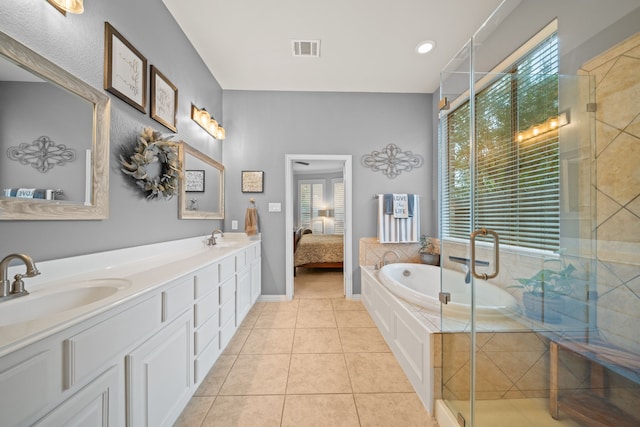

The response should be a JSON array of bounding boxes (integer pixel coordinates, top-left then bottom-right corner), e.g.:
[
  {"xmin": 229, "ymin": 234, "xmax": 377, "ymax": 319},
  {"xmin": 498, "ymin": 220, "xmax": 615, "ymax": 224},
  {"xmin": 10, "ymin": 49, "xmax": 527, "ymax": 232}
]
[
  {"xmin": 442, "ymin": 32, "xmax": 559, "ymax": 251},
  {"xmin": 332, "ymin": 178, "xmax": 345, "ymax": 235},
  {"xmin": 298, "ymin": 180, "xmax": 324, "ymax": 231}
]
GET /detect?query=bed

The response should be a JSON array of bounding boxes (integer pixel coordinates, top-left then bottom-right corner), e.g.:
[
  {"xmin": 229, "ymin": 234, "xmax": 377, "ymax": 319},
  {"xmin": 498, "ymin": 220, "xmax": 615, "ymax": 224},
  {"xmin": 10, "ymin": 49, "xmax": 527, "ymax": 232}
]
[{"xmin": 293, "ymin": 228, "xmax": 344, "ymax": 273}]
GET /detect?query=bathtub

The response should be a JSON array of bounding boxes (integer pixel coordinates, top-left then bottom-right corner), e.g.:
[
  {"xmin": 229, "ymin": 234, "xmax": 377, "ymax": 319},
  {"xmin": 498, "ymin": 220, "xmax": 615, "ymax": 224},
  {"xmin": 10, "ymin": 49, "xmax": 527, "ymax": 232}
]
[{"xmin": 377, "ymin": 263, "xmax": 519, "ymax": 319}]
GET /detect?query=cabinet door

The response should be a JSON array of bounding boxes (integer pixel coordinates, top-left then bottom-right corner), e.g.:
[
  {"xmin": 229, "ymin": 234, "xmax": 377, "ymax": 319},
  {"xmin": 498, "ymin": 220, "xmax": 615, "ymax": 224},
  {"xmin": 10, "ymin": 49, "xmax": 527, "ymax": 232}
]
[
  {"xmin": 34, "ymin": 366, "xmax": 119, "ymax": 427},
  {"xmin": 251, "ymin": 258, "xmax": 261, "ymax": 304},
  {"xmin": 126, "ymin": 310, "xmax": 193, "ymax": 427},
  {"xmin": 236, "ymin": 268, "xmax": 251, "ymax": 325},
  {"xmin": 0, "ymin": 348, "xmax": 59, "ymax": 426}
]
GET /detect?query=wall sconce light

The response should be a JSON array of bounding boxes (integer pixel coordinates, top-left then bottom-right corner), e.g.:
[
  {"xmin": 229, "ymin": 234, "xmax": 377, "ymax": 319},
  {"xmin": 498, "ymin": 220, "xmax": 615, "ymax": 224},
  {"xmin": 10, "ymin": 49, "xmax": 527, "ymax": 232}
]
[
  {"xmin": 191, "ymin": 104, "xmax": 226, "ymax": 140},
  {"xmin": 47, "ymin": 0, "xmax": 84, "ymax": 14}
]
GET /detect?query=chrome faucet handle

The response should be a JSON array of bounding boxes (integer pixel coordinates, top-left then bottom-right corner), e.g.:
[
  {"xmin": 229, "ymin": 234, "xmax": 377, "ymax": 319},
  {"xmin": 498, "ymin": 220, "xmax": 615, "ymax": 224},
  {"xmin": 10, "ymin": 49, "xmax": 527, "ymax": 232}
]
[{"xmin": 11, "ymin": 274, "xmax": 30, "ymax": 296}]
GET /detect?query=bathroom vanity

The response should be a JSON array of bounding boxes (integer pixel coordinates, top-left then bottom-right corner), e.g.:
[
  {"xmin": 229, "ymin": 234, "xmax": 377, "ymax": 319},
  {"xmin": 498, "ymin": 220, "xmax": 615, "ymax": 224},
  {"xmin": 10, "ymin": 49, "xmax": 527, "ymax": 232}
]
[{"xmin": 0, "ymin": 234, "xmax": 261, "ymax": 426}]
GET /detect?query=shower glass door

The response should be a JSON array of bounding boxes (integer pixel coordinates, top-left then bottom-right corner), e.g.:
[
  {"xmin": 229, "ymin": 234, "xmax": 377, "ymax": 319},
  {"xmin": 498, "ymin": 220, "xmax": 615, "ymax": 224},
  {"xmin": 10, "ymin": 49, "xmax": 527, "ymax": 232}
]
[
  {"xmin": 438, "ymin": 36, "xmax": 475, "ymax": 425},
  {"xmin": 436, "ymin": 0, "xmax": 624, "ymax": 425}
]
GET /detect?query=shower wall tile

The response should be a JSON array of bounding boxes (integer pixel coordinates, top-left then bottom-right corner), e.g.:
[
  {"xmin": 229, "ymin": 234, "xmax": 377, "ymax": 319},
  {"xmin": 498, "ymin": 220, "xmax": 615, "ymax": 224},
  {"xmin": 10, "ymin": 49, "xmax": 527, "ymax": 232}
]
[
  {"xmin": 595, "ymin": 56, "xmax": 640, "ymax": 130},
  {"xmin": 581, "ymin": 31, "xmax": 640, "ymax": 353},
  {"xmin": 596, "ymin": 132, "xmax": 640, "ymax": 207},
  {"xmin": 581, "ymin": 32, "xmax": 640, "ymax": 71}
]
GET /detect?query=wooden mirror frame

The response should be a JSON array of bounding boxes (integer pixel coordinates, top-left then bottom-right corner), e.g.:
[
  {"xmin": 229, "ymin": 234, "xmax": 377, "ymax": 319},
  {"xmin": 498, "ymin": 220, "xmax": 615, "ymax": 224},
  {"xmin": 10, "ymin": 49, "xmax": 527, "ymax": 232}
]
[
  {"xmin": 0, "ymin": 30, "xmax": 110, "ymax": 220},
  {"xmin": 178, "ymin": 142, "xmax": 225, "ymax": 220}
]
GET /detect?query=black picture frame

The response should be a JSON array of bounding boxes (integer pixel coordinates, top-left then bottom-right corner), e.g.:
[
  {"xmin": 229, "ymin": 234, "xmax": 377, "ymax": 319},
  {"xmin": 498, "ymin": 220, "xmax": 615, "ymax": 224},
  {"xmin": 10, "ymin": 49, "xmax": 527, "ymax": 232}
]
[{"xmin": 185, "ymin": 169, "xmax": 205, "ymax": 192}]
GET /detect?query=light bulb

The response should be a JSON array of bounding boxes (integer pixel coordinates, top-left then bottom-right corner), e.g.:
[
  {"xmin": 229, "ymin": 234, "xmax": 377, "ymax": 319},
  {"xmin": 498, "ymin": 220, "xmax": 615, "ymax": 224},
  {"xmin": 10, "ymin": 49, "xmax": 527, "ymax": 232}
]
[
  {"xmin": 208, "ymin": 118, "xmax": 219, "ymax": 135},
  {"xmin": 199, "ymin": 109, "xmax": 210, "ymax": 127}
]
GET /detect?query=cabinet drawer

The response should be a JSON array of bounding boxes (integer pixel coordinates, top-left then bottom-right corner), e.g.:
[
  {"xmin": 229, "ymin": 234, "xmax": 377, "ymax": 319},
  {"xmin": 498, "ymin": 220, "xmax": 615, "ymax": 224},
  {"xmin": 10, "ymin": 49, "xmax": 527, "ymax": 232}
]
[
  {"xmin": 219, "ymin": 316, "xmax": 236, "ymax": 351},
  {"xmin": 219, "ymin": 276, "xmax": 235, "ymax": 304},
  {"xmin": 64, "ymin": 294, "xmax": 161, "ymax": 388},
  {"xmin": 219, "ymin": 256, "xmax": 236, "ymax": 282},
  {"xmin": 219, "ymin": 295, "xmax": 235, "ymax": 327},
  {"xmin": 194, "ymin": 264, "xmax": 219, "ymax": 299},
  {"xmin": 194, "ymin": 312, "xmax": 218, "ymax": 356},
  {"xmin": 162, "ymin": 277, "xmax": 194, "ymax": 322},
  {"xmin": 194, "ymin": 288, "xmax": 219, "ymax": 327},
  {"xmin": 194, "ymin": 337, "xmax": 219, "ymax": 384}
]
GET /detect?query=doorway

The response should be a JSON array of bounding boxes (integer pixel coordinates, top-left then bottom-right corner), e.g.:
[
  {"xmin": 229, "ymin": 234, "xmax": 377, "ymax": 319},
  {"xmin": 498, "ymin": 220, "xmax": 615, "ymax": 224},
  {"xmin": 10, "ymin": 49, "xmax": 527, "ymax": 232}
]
[{"xmin": 285, "ymin": 154, "xmax": 353, "ymax": 300}]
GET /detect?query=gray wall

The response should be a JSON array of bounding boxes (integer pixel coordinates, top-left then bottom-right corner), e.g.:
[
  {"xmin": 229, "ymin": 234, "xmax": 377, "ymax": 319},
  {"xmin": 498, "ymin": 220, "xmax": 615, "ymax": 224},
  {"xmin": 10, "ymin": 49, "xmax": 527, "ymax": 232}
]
[
  {"xmin": 222, "ymin": 91, "xmax": 434, "ymax": 295},
  {"xmin": 0, "ymin": 0, "xmax": 224, "ymax": 261}
]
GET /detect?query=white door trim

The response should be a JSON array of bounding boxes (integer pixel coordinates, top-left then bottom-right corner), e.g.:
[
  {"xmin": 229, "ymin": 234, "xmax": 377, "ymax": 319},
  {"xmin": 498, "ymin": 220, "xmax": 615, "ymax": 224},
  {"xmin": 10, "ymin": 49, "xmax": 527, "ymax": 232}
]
[{"xmin": 285, "ymin": 154, "xmax": 353, "ymax": 300}]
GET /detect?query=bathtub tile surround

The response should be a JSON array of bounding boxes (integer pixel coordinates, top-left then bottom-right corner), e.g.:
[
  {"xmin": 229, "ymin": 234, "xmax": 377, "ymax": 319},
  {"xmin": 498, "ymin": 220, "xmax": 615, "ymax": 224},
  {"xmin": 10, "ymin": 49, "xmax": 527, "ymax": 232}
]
[
  {"xmin": 359, "ymin": 236, "xmax": 441, "ymax": 266},
  {"xmin": 175, "ymin": 293, "xmax": 437, "ymax": 426}
]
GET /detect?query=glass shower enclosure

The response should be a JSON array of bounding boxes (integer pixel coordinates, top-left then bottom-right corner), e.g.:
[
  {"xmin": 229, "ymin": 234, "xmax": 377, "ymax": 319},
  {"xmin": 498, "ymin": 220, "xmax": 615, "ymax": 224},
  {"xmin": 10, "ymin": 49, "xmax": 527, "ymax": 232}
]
[{"xmin": 437, "ymin": 1, "xmax": 640, "ymax": 425}]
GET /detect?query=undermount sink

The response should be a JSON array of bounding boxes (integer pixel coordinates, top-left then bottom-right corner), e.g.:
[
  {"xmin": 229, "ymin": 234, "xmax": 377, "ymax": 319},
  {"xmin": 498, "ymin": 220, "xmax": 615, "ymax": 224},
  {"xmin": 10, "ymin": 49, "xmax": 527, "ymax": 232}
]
[{"xmin": 0, "ymin": 278, "xmax": 131, "ymax": 326}]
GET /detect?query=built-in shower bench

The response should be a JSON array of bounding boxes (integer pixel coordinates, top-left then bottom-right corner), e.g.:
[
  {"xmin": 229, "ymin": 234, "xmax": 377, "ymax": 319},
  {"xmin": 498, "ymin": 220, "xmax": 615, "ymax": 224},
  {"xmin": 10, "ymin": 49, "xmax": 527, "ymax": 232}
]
[{"xmin": 550, "ymin": 337, "xmax": 640, "ymax": 427}]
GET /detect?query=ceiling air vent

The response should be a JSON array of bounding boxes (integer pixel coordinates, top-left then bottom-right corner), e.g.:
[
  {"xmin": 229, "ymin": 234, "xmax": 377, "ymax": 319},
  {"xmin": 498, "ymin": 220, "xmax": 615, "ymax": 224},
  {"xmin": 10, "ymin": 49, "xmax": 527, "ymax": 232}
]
[{"xmin": 292, "ymin": 40, "xmax": 320, "ymax": 57}]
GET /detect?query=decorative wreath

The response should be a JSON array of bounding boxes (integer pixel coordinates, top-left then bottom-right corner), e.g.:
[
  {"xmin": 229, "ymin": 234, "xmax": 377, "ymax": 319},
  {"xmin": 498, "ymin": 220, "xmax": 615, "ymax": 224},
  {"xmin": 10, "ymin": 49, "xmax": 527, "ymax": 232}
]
[{"xmin": 120, "ymin": 127, "xmax": 181, "ymax": 200}]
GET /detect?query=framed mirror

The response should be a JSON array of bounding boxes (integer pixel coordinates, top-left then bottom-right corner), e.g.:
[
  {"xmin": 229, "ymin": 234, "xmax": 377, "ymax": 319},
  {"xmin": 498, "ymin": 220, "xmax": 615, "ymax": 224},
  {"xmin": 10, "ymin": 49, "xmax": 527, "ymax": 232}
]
[
  {"xmin": 0, "ymin": 30, "xmax": 110, "ymax": 220},
  {"xmin": 178, "ymin": 142, "xmax": 224, "ymax": 219}
]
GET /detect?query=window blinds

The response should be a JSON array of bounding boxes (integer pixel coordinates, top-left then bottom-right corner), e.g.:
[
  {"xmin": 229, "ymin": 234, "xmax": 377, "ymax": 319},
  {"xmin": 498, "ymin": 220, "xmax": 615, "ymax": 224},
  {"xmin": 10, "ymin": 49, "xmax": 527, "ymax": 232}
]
[{"xmin": 442, "ymin": 33, "xmax": 559, "ymax": 251}]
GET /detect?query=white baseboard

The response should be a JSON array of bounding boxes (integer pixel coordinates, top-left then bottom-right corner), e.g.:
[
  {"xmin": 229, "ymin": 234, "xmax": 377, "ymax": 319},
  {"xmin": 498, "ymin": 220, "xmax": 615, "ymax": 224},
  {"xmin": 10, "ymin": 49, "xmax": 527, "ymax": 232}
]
[{"xmin": 257, "ymin": 294, "xmax": 289, "ymax": 302}]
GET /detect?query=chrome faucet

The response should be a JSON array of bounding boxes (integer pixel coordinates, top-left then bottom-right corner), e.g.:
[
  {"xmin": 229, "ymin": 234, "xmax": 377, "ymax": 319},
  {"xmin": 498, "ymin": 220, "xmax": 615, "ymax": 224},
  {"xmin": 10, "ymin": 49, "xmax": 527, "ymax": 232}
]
[
  {"xmin": 377, "ymin": 250, "xmax": 400, "ymax": 269},
  {"xmin": 207, "ymin": 228, "xmax": 224, "ymax": 246},
  {"xmin": 0, "ymin": 253, "xmax": 40, "ymax": 301}
]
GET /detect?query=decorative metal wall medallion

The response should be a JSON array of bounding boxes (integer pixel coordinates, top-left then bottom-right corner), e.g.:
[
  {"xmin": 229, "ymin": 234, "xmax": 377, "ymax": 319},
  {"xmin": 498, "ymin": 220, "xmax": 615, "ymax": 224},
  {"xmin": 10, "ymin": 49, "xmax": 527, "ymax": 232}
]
[
  {"xmin": 7, "ymin": 136, "xmax": 77, "ymax": 173},
  {"xmin": 361, "ymin": 143, "xmax": 423, "ymax": 179}
]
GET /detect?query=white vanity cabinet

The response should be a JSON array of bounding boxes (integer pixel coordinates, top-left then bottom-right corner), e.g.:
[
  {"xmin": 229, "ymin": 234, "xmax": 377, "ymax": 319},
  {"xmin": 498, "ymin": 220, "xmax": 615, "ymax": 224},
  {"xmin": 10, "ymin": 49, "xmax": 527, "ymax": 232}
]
[{"xmin": 0, "ymin": 237, "xmax": 262, "ymax": 427}]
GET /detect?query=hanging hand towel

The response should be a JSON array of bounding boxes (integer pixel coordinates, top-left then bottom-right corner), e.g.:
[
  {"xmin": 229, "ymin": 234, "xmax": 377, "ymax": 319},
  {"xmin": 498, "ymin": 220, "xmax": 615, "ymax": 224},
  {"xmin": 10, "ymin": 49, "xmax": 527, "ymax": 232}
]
[
  {"xmin": 245, "ymin": 207, "xmax": 259, "ymax": 236},
  {"xmin": 393, "ymin": 194, "xmax": 409, "ymax": 218}
]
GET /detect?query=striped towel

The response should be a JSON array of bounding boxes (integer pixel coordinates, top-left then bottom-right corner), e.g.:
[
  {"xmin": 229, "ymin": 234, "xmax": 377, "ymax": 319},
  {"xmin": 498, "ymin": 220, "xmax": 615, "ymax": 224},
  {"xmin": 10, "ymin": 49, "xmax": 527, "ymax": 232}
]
[
  {"xmin": 4, "ymin": 188, "xmax": 56, "ymax": 200},
  {"xmin": 377, "ymin": 194, "xmax": 420, "ymax": 243}
]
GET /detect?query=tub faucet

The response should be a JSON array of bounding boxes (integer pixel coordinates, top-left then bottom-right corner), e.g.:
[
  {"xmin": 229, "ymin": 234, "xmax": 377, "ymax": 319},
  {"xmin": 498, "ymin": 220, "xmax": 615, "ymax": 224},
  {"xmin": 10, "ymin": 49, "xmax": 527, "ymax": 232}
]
[
  {"xmin": 0, "ymin": 253, "xmax": 40, "ymax": 301},
  {"xmin": 207, "ymin": 228, "xmax": 224, "ymax": 246},
  {"xmin": 449, "ymin": 256, "xmax": 489, "ymax": 284},
  {"xmin": 378, "ymin": 250, "xmax": 400, "ymax": 269}
]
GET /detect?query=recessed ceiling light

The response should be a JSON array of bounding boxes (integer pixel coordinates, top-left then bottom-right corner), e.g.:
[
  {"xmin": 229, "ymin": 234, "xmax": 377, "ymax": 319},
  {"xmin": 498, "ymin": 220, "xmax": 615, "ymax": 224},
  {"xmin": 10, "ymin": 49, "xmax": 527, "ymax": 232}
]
[{"xmin": 415, "ymin": 40, "xmax": 436, "ymax": 54}]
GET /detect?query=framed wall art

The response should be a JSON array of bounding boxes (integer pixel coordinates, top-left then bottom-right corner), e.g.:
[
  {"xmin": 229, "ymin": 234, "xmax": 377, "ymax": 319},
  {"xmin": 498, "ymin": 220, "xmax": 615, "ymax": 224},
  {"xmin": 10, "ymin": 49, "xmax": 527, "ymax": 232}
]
[
  {"xmin": 150, "ymin": 65, "xmax": 178, "ymax": 132},
  {"xmin": 104, "ymin": 22, "xmax": 147, "ymax": 113},
  {"xmin": 241, "ymin": 170, "xmax": 264, "ymax": 193},
  {"xmin": 185, "ymin": 169, "xmax": 205, "ymax": 192}
]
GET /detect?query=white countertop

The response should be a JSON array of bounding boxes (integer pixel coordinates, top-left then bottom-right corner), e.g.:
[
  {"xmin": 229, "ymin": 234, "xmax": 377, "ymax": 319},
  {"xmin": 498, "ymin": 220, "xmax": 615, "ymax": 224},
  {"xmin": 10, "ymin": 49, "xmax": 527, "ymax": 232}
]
[{"xmin": 0, "ymin": 234, "xmax": 260, "ymax": 358}]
